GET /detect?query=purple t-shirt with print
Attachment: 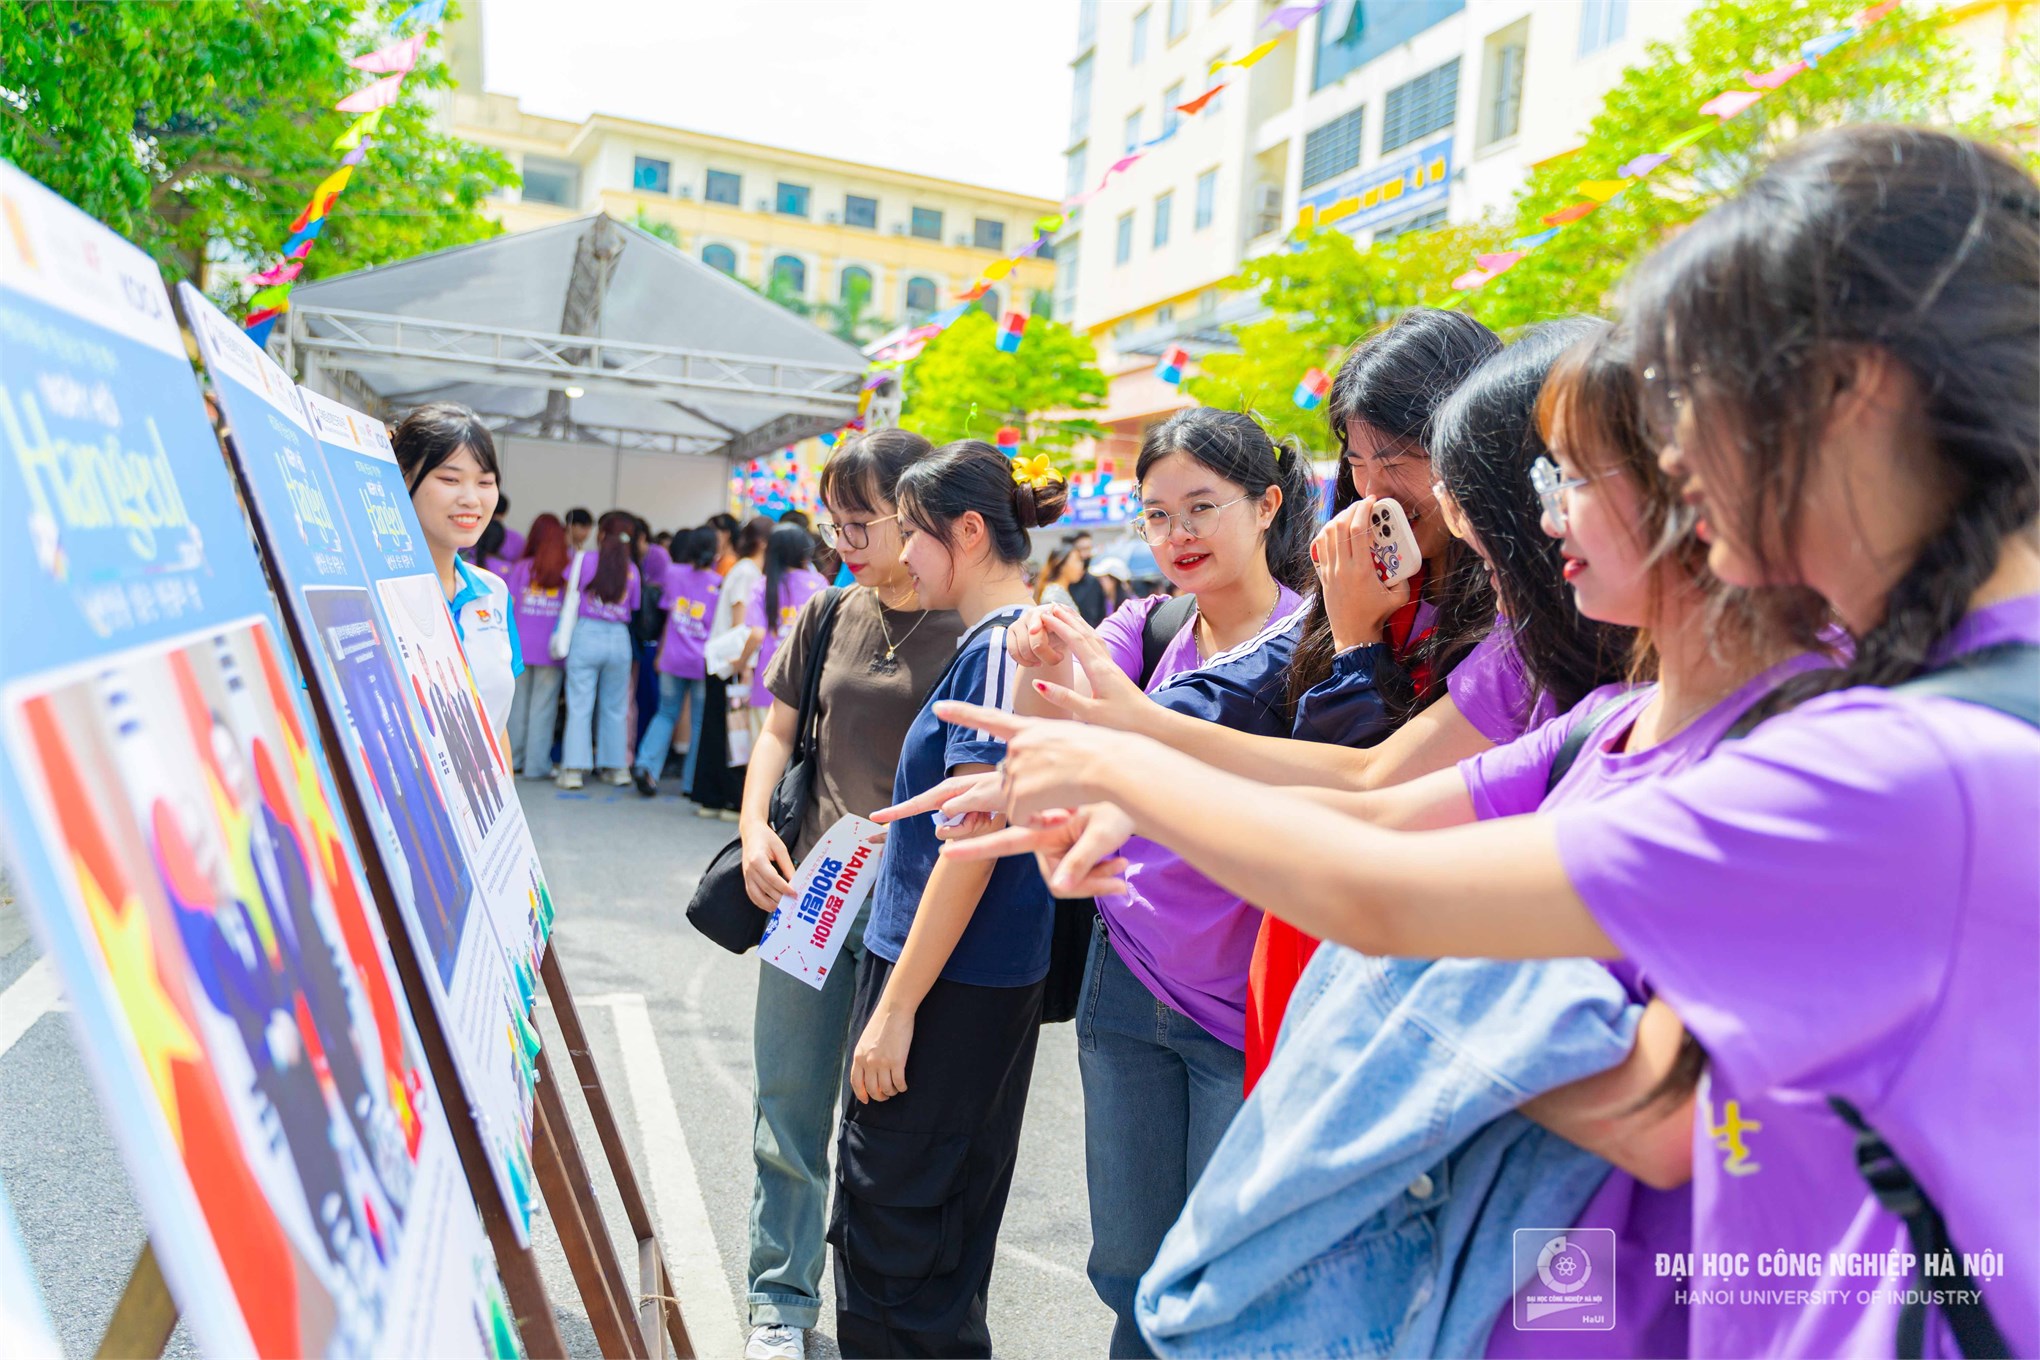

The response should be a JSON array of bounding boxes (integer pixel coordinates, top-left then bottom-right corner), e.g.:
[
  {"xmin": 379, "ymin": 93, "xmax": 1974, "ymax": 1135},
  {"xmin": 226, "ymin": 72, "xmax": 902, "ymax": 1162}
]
[
  {"xmin": 505, "ymin": 557, "xmax": 566, "ymax": 667},
  {"xmin": 1549, "ymin": 596, "xmax": 2040, "ymax": 1359},
  {"xmin": 744, "ymin": 567, "xmax": 827, "ymax": 708},
  {"xmin": 1450, "ymin": 614, "xmax": 1559, "ymax": 742},
  {"xmin": 656, "ymin": 563, "xmax": 721, "ymax": 680},
  {"xmin": 575, "ymin": 553, "xmax": 640, "ymax": 624},
  {"xmin": 1093, "ymin": 588, "xmax": 1305, "ymax": 1048},
  {"xmin": 1469, "ymin": 651, "xmax": 1833, "ymax": 1359}
]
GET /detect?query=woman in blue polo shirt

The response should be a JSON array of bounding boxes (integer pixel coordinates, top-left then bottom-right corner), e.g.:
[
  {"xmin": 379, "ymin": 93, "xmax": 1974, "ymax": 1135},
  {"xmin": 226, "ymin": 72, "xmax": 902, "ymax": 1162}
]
[{"xmin": 391, "ymin": 402, "xmax": 523, "ymax": 750}]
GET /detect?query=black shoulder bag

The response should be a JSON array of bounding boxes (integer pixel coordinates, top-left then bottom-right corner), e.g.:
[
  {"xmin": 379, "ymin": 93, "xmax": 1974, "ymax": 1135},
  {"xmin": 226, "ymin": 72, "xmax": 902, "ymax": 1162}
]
[
  {"xmin": 1040, "ymin": 595, "xmax": 1200, "ymax": 1023},
  {"xmin": 684, "ymin": 588, "xmax": 847, "ymax": 953}
]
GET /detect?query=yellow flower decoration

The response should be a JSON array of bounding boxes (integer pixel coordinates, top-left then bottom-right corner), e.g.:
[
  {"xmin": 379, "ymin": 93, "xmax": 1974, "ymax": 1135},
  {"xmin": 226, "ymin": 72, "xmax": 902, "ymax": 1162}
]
[{"xmin": 1010, "ymin": 453, "xmax": 1060, "ymax": 490}]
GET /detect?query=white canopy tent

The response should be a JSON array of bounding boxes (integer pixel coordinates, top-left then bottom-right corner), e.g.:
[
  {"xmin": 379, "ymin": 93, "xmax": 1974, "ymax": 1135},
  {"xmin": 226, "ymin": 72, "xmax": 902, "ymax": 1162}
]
[{"xmin": 278, "ymin": 214, "xmax": 867, "ymax": 523}]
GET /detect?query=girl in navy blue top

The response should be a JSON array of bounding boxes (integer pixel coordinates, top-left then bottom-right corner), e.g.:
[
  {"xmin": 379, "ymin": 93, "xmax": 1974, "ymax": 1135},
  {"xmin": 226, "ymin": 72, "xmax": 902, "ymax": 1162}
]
[{"xmin": 828, "ymin": 440, "xmax": 1064, "ymax": 1359}]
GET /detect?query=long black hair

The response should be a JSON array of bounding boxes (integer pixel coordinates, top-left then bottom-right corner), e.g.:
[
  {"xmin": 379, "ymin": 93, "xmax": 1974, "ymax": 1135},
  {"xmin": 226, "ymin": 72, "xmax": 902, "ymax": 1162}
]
[
  {"xmin": 589, "ymin": 510, "xmax": 635, "ymax": 605},
  {"xmin": 1135, "ymin": 408, "xmax": 1317, "ymax": 594},
  {"xmin": 676, "ymin": 523, "xmax": 720, "ymax": 572},
  {"xmin": 761, "ymin": 524, "xmax": 815, "ymax": 627},
  {"xmin": 896, "ymin": 440, "xmax": 1069, "ymax": 563},
  {"xmin": 1430, "ymin": 317, "xmax": 1633, "ymax": 715},
  {"xmin": 392, "ymin": 401, "xmax": 500, "ymax": 493},
  {"xmin": 1290, "ymin": 307, "xmax": 1503, "ymax": 710},
  {"xmin": 1627, "ymin": 125, "xmax": 2037, "ymax": 718}
]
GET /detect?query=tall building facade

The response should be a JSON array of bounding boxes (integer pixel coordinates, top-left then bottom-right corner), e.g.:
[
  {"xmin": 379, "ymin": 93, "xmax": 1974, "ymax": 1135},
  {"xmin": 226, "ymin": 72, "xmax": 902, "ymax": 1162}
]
[
  {"xmin": 443, "ymin": 6, "xmax": 1056, "ymax": 344},
  {"xmin": 1058, "ymin": 0, "xmax": 2031, "ymax": 468}
]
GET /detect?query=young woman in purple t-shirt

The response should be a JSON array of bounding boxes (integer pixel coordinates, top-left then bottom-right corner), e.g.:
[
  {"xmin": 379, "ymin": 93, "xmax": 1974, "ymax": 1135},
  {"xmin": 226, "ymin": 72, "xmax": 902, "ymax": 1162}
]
[
  {"xmin": 505, "ymin": 511, "xmax": 569, "ymax": 779},
  {"xmin": 954, "ymin": 128, "xmax": 2040, "ymax": 1358},
  {"xmin": 555, "ymin": 510, "xmax": 641, "ymax": 790},
  {"xmin": 630, "ymin": 525, "xmax": 722, "ymax": 797}
]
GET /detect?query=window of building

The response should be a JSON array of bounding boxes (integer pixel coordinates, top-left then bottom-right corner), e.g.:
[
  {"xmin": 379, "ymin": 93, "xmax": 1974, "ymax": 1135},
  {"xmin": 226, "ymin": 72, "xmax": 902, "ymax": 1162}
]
[
  {"xmin": 1202, "ymin": 55, "xmax": 1228, "ymax": 112},
  {"xmin": 1054, "ymin": 233, "xmax": 1081, "ymax": 321},
  {"xmin": 631, "ymin": 156, "xmax": 671, "ymax": 194},
  {"xmin": 1481, "ymin": 28, "xmax": 1527, "ymax": 146},
  {"xmin": 1372, "ymin": 207, "xmax": 1448, "ymax": 243},
  {"xmin": 521, "ymin": 155, "xmax": 579, "ymax": 207},
  {"xmin": 839, "ymin": 265, "xmax": 873, "ymax": 302},
  {"xmin": 974, "ymin": 218, "xmax": 1006, "ymax": 251},
  {"xmin": 1116, "ymin": 211, "xmax": 1134, "ymax": 264},
  {"xmin": 1153, "ymin": 190, "xmax": 1173, "ymax": 248},
  {"xmin": 1071, "ymin": 54, "xmax": 1094, "ymax": 144},
  {"xmin": 1163, "ymin": 82, "xmax": 1184, "ymax": 137},
  {"xmin": 1579, "ymin": 0, "xmax": 1628, "ymax": 56},
  {"xmin": 1112, "ymin": 320, "xmax": 1135, "ymax": 343},
  {"xmin": 1313, "ymin": 0, "xmax": 1464, "ymax": 92},
  {"xmin": 911, "ymin": 206, "xmax": 943, "ymax": 240},
  {"xmin": 771, "ymin": 254, "xmax": 807, "ymax": 294},
  {"xmin": 1382, "ymin": 58, "xmax": 1459, "ymax": 153},
  {"xmin": 979, "ymin": 288, "xmax": 1002, "ymax": 317},
  {"xmin": 1078, "ymin": 0, "xmax": 1098, "ymax": 50},
  {"xmin": 1125, "ymin": 108, "xmax": 1143, "ymax": 153},
  {"xmin": 1197, "ymin": 288, "xmax": 1219, "ymax": 315},
  {"xmin": 775, "ymin": 182, "xmax": 811, "ymax": 217},
  {"xmin": 701, "ymin": 243, "xmax": 737, "ymax": 275},
  {"xmin": 1066, "ymin": 144, "xmax": 1090, "ymax": 202},
  {"xmin": 1195, "ymin": 167, "xmax": 1218, "ymax": 230},
  {"xmin": 705, "ymin": 169, "xmax": 742, "ymax": 205},
  {"xmin": 1301, "ymin": 106, "xmax": 1365, "ymax": 189},
  {"xmin": 904, "ymin": 276, "xmax": 938, "ymax": 319},
  {"xmin": 1156, "ymin": 302, "xmax": 1175, "ymax": 325},
  {"xmin": 1167, "ymin": 0, "xmax": 1189, "ymax": 42},
  {"xmin": 1131, "ymin": 6, "xmax": 1150, "ymax": 63},
  {"xmin": 844, "ymin": 194, "xmax": 878, "ymax": 228}
]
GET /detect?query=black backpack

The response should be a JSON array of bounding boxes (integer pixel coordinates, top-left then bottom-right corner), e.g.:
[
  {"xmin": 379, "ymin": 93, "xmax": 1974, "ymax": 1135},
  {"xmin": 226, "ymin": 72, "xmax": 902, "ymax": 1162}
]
[{"xmin": 1542, "ymin": 642, "xmax": 2037, "ymax": 1359}]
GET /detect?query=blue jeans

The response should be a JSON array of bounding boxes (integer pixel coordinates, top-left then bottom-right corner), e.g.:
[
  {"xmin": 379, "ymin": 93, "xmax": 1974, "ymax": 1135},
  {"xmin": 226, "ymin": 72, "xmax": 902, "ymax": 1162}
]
[
  {"xmin": 748, "ymin": 912, "xmax": 869, "ymax": 1328},
  {"xmin": 562, "ymin": 619, "xmax": 631, "ymax": 771},
  {"xmin": 1078, "ymin": 919, "xmax": 1247, "ymax": 1358},
  {"xmin": 509, "ymin": 662, "xmax": 564, "ymax": 777},
  {"xmin": 634, "ymin": 674, "xmax": 701, "ymax": 778}
]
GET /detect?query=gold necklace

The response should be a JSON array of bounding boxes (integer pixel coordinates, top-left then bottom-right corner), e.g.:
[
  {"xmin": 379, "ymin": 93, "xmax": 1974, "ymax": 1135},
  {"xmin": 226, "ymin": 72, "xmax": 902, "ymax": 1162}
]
[{"xmin": 869, "ymin": 588, "xmax": 929, "ymax": 675}]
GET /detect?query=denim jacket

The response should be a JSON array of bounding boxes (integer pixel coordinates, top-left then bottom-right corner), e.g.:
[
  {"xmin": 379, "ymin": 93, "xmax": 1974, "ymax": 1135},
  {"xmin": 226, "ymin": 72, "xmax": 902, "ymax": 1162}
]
[{"xmin": 1136, "ymin": 943, "xmax": 1638, "ymax": 1358}]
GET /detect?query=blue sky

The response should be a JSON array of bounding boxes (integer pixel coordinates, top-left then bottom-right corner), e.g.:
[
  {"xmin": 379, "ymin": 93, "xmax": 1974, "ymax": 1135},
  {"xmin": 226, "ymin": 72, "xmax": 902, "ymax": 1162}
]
[{"xmin": 481, "ymin": 0, "xmax": 1082, "ymax": 199}]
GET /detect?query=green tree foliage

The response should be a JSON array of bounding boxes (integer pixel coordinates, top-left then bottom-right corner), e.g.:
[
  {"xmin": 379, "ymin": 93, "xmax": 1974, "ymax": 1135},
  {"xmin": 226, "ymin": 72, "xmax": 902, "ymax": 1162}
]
[
  {"xmin": 630, "ymin": 207, "xmax": 681, "ymax": 246},
  {"xmin": 0, "ymin": 0, "xmax": 516, "ymax": 296},
  {"xmin": 1467, "ymin": 0, "xmax": 1975, "ymax": 329},
  {"xmin": 899, "ymin": 311, "xmax": 1108, "ymax": 459},
  {"xmin": 813, "ymin": 270, "xmax": 889, "ymax": 347},
  {"xmin": 1190, "ymin": 0, "xmax": 1997, "ymax": 430}
]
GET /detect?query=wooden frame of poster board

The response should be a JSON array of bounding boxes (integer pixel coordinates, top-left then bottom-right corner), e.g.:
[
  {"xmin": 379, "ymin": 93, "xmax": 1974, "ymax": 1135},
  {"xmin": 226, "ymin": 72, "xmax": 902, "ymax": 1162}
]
[{"xmin": 84, "ymin": 414, "xmax": 695, "ymax": 1360}]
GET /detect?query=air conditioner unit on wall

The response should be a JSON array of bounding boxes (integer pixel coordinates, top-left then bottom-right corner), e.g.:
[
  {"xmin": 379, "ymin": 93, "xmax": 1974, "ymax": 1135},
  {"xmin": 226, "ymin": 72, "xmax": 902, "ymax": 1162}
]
[
  {"xmin": 954, "ymin": 233, "xmax": 971, "ymax": 246},
  {"xmin": 677, "ymin": 185, "xmax": 693, "ymax": 199},
  {"xmin": 826, "ymin": 211, "xmax": 840, "ymax": 225},
  {"xmin": 756, "ymin": 199, "xmax": 772, "ymax": 213},
  {"xmin": 890, "ymin": 223, "xmax": 907, "ymax": 235},
  {"xmin": 1253, "ymin": 182, "xmax": 1283, "ymax": 234}
]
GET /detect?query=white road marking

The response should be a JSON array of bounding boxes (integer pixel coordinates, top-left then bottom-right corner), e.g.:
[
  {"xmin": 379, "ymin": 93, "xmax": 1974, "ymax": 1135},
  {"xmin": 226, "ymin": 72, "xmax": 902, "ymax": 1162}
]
[
  {"xmin": 0, "ymin": 958, "xmax": 60, "ymax": 1061},
  {"xmin": 591, "ymin": 993, "xmax": 745, "ymax": 1360},
  {"xmin": 1004, "ymin": 1242, "xmax": 1090, "ymax": 1286}
]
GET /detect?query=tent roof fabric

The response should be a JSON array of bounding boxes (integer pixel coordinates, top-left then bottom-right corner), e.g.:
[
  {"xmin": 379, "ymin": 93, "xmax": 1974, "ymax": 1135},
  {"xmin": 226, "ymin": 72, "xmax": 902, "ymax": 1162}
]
[{"xmin": 285, "ymin": 214, "xmax": 866, "ymax": 462}]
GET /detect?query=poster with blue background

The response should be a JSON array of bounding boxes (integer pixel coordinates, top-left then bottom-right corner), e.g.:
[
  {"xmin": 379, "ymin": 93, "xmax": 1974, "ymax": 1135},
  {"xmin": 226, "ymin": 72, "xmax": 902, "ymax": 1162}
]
[
  {"xmin": 179, "ymin": 284, "xmax": 539, "ymax": 1249},
  {"xmin": 0, "ymin": 162, "xmax": 511, "ymax": 1357}
]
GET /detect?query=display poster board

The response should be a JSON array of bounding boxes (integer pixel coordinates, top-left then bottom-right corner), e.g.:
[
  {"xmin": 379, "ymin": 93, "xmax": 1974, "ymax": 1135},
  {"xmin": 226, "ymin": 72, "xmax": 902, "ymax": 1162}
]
[
  {"xmin": 0, "ymin": 162, "xmax": 514, "ymax": 1357},
  {"xmin": 0, "ymin": 1178, "xmax": 59, "ymax": 1360},
  {"xmin": 178, "ymin": 284, "xmax": 541, "ymax": 1249}
]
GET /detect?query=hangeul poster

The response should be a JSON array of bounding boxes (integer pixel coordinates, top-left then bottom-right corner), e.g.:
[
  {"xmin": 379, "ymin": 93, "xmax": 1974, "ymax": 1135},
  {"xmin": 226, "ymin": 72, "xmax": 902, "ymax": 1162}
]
[
  {"xmin": 178, "ymin": 283, "xmax": 539, "ymax": 1246},
  {"xmin": 299, "ymin": 386, "xmax": 553, "ymax": 973},
  {"xmin": 0, "ymin": 162, "xmax": 513, "ymax": 1357}
]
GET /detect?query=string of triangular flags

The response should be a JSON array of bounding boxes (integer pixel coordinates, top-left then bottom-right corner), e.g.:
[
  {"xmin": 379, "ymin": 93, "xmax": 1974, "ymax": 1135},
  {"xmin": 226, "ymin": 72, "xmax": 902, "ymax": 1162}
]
[
  {"xmin": 861, "ymin": 0, "xmax": 1332, "ymax": 378},
  {"xmin": 1433, "ymin": 0, "xmax": 1900, "ymax": 299},
  {"xmin": 240, "ymin": 0, "xmax": 449, "ymax": 346},
  {"xmin": 1258, "ymin": 0, "xmax": 1903, "ymax": 408}
]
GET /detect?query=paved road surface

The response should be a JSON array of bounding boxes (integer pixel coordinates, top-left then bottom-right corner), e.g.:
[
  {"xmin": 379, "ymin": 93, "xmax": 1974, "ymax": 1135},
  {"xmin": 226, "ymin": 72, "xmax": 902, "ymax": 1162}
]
[{"xmin": 0, "ymin": 781, "xmax": 1113, "ymax": 1356}]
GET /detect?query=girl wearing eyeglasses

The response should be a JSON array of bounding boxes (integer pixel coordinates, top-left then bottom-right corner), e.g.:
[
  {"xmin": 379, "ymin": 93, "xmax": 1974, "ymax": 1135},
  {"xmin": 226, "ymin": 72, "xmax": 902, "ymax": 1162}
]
[
  {"xmin": 989, "ymin": 408, "xmax": 1316, "ymax": 1356},
  {"xmin": 734, "ymin": 431, "xmax": 962, "ymax": 1360}
]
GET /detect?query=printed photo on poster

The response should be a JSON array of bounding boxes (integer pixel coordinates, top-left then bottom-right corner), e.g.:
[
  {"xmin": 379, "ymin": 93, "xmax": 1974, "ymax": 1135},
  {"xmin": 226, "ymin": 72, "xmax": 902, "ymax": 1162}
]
[
  {"xmin": 304, "ymin": 586, "xmax": 475, "ymax": 989},
  {"xmin": 3, "ymin": 619, "xmax": 428, "ymax": 1359}
]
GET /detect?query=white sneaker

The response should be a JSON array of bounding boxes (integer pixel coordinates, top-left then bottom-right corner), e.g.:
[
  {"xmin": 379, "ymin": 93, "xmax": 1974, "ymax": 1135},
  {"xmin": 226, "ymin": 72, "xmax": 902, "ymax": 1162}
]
[
  {"xmin": 599, "ymin": 766, "xmax": 634, "ymax": 786},
  {"xmin": 554, "ymin": 770, "xmax": 583, "ymax": 790},
  {"xmin": 744, "ymin": 1323, "xmax": 805, "ymax": 1360}
]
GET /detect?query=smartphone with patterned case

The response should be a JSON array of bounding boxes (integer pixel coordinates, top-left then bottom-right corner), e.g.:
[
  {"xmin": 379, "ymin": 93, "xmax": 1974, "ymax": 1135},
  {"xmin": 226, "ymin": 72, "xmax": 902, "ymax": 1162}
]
[{"xmin": 1369, "ymin": 498, "xmax": 1423, "ymax": 586}]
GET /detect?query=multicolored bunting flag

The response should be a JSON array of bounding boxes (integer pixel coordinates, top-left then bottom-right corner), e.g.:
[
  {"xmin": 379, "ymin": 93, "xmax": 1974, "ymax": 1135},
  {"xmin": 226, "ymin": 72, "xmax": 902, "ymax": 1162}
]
[
  {"xmin": 1698, "ymin": 89, "xmax": 1765, "ymax": 119},
  {"xmin": 995, "ymin": 426, "xmax": 1023, "ymax": 453},
  {"xmin": 332, "ymin": 108, "xmax": 386, "ymax": 152},
  {"xmin": 350, "ymin": 32, "xmax": 426, "ymax": 74},
  {"xmin": 995, "ymin": 311, "xmax": 1028, "ymax": 353},
  {"xmin": 1156, "ymin": 345, "xmax": 1189, "ymax": 386},
  {"xmin": 1293, "ymin": 367, "xmax": 1330, "ymax": 411},
  {"xmin": 336, "ymin": 72, "xmax": 404, "ymax": 113}
]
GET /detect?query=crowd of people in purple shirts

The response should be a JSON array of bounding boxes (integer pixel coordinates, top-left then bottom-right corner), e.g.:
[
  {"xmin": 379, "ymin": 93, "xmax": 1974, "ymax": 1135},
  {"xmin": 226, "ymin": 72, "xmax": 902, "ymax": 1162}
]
[{"xmin": 484, "ymin": 128, "xmax": 2039, "ymax": 1360}]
